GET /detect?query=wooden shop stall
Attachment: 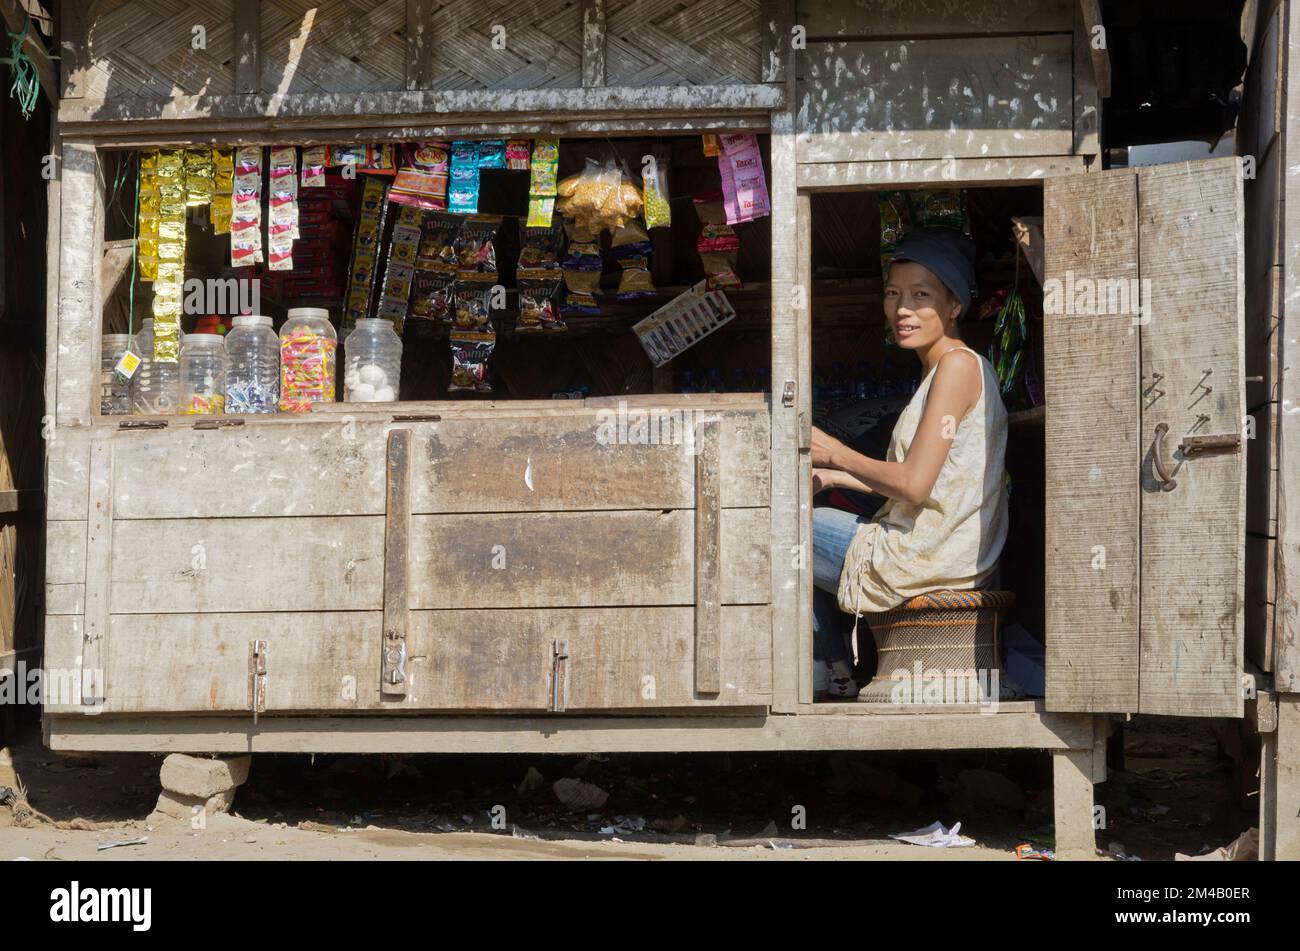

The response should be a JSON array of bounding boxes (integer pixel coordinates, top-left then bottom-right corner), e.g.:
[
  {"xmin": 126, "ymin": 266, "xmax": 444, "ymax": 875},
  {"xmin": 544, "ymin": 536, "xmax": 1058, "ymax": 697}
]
[{"xmin": 35, "ymin": 0, "xmax": 1299, "ymax": 859}]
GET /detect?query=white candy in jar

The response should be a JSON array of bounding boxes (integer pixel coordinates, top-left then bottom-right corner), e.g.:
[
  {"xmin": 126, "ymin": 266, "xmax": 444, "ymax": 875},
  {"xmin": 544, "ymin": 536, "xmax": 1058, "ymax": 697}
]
[
  {"xmin": 374, "ymin": 385, "xmax": 396, "ymax": 402},
  {"xmin": 349, "ymin": 382, "xmax": 376, "ymax": 402},
  {"xmin": 359, "ymin": 364, "xmax": 388, "ymax": 387}
]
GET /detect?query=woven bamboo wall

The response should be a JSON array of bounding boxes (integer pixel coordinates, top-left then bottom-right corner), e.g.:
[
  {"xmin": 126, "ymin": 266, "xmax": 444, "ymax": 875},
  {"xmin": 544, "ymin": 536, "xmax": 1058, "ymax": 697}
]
[
  {"xmin": 81, "ymin": 0, "xmax": 237, "ymax": 99},
  {"xmin": 606, "ymin": 0, "xmax": 761, "ymax": 85},
  {"xmin": 76, "ymin": 0, "xmax": 762, "ymax": 98}
]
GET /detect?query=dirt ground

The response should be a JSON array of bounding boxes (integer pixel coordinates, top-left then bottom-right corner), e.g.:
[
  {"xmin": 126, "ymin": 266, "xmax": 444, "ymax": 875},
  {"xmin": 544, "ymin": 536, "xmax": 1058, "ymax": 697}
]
[{"xmin": 0, "ymin": 714, "xmax": 1257, "ymax": 861}]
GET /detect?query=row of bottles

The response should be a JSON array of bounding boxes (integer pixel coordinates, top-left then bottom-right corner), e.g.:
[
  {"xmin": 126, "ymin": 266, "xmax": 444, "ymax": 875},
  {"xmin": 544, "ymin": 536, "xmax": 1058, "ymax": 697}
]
[
  {"xmin": 105, "ymin": 310, "xmax": 402, "ymax": 416},
  {"xmin": 814, "ymin": 360, "xmax": 920, "ymax": 402},
  {"xmin": 678, "ymin": 367, "xmax": 771, "ymax": 394}
]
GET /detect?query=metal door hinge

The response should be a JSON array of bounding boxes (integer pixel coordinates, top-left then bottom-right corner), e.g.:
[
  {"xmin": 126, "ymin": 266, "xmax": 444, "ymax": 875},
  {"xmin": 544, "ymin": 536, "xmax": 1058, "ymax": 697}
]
[
  {"xmin": 118, "ymin": 419, "xmax": 167, "ymax": 430},
  {"xmin": 392, "ymin": 414, "xmax": 442, "ymax": 423},
  {"xmin": 248, "ymin": 640, "xmax": 267, "ymax": 724},
  {"xmin": 548, "ymin": 639, "xmax": 569, "ymax": 713},
  {"xmin": 194, "ymin": 418, "xmax": 245, "ymax": 431},
  {"xmin": 781, "ymin": 380, "xmax": 796, "ymax": 408}
]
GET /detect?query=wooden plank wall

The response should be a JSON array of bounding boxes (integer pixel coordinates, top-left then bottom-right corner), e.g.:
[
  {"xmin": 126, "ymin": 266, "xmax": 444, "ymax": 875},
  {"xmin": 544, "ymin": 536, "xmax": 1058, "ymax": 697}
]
[
  {"xmin": 1240, "ymin": 0, "xmax": 1285, "ymax": 675},
  {"xmin": 43, "ymin": 412, "xmax": 774, "ymax": 714},
  {"xmin": 793, "ymin": 0, "xmax": 1081, "ymax": 165}
]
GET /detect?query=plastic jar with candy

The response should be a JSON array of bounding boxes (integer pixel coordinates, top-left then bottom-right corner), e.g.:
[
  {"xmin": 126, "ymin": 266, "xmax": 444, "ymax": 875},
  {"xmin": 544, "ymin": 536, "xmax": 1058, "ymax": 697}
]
[
  {"xmin": 343, "ymin": 318, "xmax": 402, "ymax": 402},
  {"xmin": 129, "ymin": 318, "xmax": 183, "ymax": 416},
  {"xmin": 225, "ymin": 315, "xmax": 280, "ymax": 413},
  {"xmin": 279, "ymin": 307, "xmax": 337, "ymax": 412},
  {"xmin": 180, "ymin": 333, "xmax": 228, "ymax": 415}
]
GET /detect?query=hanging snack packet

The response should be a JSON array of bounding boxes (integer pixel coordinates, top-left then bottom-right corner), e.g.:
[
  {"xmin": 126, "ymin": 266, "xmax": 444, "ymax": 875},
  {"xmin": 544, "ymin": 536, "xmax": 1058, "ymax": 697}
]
[
  {"xmin": 449, "ymin": 140, "xmax": 481, "ymax": 214},
  {"xmin": 912, "ymin": 188, "xmax": 967, "ymax": 232},
  {"xmin": 211, "ymin": 148, "xmax": 233, "ymax": 235},
  {"xmin": 409, "ymin": 211, "xmax": 462, "ymax": 325},
  {"xmin": 344, "ymin": 176, "xmax": 391, "ymax": 330},
  {"xmin": 718, "ymin": 134, "xmax": 771, "ymax": 224},
  {"xmin": 390, "ymin": 141, "xmax": 451, "ymax": 211},
  {"xmin": 449, "ymin": 331, "xmax": 495, "ymax": 393},
  {"xmin": 453, "ymin": 284, "xmax": 493, "ymax": 331},
  {"xmin": 878, "ymin": 190, "xmax": 912, "ymax": 275},
  {"xmin": 453, "ymin": 215, "xmax": 501, "ymax": 281},
  {"xmin": 560, "ymin": 237, "xmax": 603, "ymax": 314},
  {"xmin": 376, "ymin": 205, "xmax": 424, "ymax": 333},
  {"xmin": 268, "ymin": 146, "xmax": 300, "ymax": 269},
  {"xmin": 615, "ymin": 256, "xmax": 656, "ymax": 300},
  {"xmin": 526, "ymin": 138, "xmax": 559, "ymax": 227},
  {"xmin": 184, "ymin": 148, "xmax": 214, "ymax": 207},
  {"xmin": 477, "ymin": 140, "xmax": 507, "ymax": 170},
  {"xmin": 693, "ymin": 191, "xmax": 742, "ymax": 290},
  {"xmin": 518, "ymin": 216, "xmax": 563, "ymax": 269},
  {"xmin": 331, "ymin": 144, "xmax": 366, "ymax": 170},
  {"xmin": 362, "ymin": 144, "xmax": 397, "ymax": 176},
  {"xmin": 642, "ymin": 155, "xmax": 672, "ymax": 229},
  {"xmin": 301, "ymin": 146, "xmax": 327, "ymax": 188},
  {"xmin": 516, "ymin": 272, "xmax": 566, "ymax": 333},
  {"xmin": 506, "ymin": 139, "xmax": 531, "ymax": 170},
  {"xmin": 231, "ymin": 146, "xmax": 264, "ymax": 267},
  {"xmin": 701, "ymin": 134, "xmax": 720, "ymax": 157}
]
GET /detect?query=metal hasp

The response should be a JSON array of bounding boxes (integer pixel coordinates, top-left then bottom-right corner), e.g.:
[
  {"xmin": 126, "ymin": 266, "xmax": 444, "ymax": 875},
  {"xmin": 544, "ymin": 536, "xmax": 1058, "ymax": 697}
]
[
  {"xmin": 248, "ymin": 640, "xmax": 267, "ymax": 724},
  {"xmin": 1179, "ymin": 433, "xmax": 1242, "ymax": 456},
  {"xmin": 549, "ymin": 639, "xmax": 569, "ymax": 712},
  {"xmin": 381, "ymin": 429, "xmax": 413, "ymax": 697}
]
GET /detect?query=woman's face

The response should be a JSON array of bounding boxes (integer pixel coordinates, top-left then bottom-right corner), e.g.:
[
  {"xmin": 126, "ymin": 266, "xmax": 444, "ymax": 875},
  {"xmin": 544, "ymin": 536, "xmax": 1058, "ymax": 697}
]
[{"xmin": 883, "ymin": 261, "xmax": 962, "ymax": 350}]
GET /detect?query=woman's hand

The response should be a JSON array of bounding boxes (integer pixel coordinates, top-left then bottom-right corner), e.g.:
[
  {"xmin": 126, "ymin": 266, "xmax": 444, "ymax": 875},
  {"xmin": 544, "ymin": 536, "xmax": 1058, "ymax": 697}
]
[{"xmin": 810, "ymin": 426, "xmax": 846, "ymax": 468}]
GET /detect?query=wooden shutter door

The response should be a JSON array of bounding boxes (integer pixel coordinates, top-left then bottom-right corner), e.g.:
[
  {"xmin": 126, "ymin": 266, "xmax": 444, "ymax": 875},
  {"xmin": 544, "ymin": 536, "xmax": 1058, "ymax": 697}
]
[{"xmin": 1045, "ymin": 158, "xmax": 1246, "ymax": 717}]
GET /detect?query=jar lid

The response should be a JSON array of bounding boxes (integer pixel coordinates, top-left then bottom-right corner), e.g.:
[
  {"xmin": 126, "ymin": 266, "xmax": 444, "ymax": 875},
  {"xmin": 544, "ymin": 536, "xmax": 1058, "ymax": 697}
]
[
  {"xmin": 287, "ymin": 307, "xmax": 331, "ymax": 321},
  {"xmin": 353, "ymin": 318, "xmax": 395, "ymax": 327},
  {"xmin": 233, "ymin": 315, "xmax": 273, "ymax": 327},
  {"xmin": 184, "ymin": 333, "xmax": 225, "ymax": 345}
]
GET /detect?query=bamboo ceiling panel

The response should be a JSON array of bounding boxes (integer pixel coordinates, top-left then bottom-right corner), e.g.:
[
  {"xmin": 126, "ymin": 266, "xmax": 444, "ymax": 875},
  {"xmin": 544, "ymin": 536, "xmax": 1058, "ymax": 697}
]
[
  {"xmin": 605, "ymin": 0, "xmax": 761, "ymax": 86},
  {"xmin": 82, "ymin": 0, "xmax": 237, "ymax": 100}
]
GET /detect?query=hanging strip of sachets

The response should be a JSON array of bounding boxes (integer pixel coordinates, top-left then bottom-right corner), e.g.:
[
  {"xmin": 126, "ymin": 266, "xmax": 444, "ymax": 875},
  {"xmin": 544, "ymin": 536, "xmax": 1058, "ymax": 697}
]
[
  {"xmin": 152, "ymin": 149, "xmax": 187, "ymax": 362},
  {"xmin": 138, "ymin": 151, "xmax": 160, "ymax": 282},
  {"xmin": 268, "ymin": 146, "xmax": 299, "ymax": 271},
  {"xmin": 231, "ymin": 146, "xmax": 264, "ymax": 268},
  {"xmin": 212, "ymin": 148, "xmax": 233, "ymax": 235}
]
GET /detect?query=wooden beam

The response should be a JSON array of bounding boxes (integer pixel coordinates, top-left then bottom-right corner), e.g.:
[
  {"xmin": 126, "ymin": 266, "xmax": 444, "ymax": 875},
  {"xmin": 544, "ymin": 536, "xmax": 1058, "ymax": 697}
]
[
  {"xmin": 0, "ymin": 488, "xmax": 40, "ymax": 516},
  {"xmin": 1053, "ymin": 748, "xmax": 1098, "ymax": 860},
  {"xmin": 759, "ymin": 0, "xmax": 794, "ymax": 84},
  {"xmin": 233, "ymin": 0, "xmax": 262, "ymax": 95},
  {"xmin": 1078, "ymin": 0, "xmax": 1111, "ymax": 98},
  {"xmin": 100, "ymin": 239, "xmax": 134, "ymax": 307},
  {"xmin": 404, "ymin": 0, "xmax": 433, "ymax": 91},
  {"xmin": 44, "ymin": 709, "xmax": 1098, "ymax": 754},
  {"xmin": 56, "ymin": 0, "xmax": 88, "ymax": 100},
  {"xmin": 381, "ymin": 429, "xmax": 412, "ymax": 697},
  {"xmin": 580, "ymin": 0, "xmax": 605, "ymax": 88},
  {"xmin": 694, "ymin": 418, "xmax": 721, "ymax": 695},
  {"xmin": 0, "ymin": 0, "xmax": 56, "ymax": 105},
  {"xmin": 1275, "ymin": 695, "xmax": 1300, "ymax": 859},
  {"xmin": 80, "ymin": 432, "xmax": 113, "ymax": 707}
]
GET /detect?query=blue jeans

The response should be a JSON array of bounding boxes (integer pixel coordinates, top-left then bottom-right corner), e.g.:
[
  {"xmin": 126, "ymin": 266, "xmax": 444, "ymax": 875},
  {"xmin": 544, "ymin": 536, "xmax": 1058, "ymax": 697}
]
[{"xmin": 812, "ymin": 506, "xmax": 875, "ymax": 666}]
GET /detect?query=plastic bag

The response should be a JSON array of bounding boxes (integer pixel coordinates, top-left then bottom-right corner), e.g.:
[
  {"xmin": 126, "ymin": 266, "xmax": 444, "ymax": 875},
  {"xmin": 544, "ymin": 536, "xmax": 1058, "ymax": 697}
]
[{"xmin": 556, "ymin": 158, "xmax": 643, "ymax": 234}]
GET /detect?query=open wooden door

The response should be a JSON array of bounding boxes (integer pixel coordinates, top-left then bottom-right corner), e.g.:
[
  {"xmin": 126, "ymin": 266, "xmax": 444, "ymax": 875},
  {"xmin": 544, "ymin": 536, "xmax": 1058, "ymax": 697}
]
[{"xmin": 1044, "ymin": 157, "xmax": 1246, "ymax": 717}]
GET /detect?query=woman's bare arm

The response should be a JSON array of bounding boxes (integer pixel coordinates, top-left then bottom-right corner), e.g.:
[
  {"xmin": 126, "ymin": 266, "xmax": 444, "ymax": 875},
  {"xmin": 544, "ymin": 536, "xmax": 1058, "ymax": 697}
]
[{"xmin": 811, "ymin": 350, "xmax": 982, "ymax": 505}]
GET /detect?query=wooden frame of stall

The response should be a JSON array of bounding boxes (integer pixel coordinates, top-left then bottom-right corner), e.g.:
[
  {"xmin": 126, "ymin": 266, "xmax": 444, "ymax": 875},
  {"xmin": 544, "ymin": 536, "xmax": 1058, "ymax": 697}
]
[{"xmin": 33, "ymin": 0, "xmax": 1300, "ymax": 860}]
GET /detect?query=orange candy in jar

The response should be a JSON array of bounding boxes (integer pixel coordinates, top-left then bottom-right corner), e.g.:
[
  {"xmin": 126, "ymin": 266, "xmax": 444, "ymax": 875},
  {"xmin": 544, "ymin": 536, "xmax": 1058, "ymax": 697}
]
[{"xmin": 279, "ymin": 307, "xmax": 338, "ymax": 412}]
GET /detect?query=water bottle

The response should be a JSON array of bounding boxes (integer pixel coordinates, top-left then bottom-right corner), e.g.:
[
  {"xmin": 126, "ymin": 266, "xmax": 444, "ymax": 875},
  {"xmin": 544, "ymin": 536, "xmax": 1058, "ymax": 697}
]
[{"xmin": 129, "ymin": 318, "xmax": 182, "ymax": 416}]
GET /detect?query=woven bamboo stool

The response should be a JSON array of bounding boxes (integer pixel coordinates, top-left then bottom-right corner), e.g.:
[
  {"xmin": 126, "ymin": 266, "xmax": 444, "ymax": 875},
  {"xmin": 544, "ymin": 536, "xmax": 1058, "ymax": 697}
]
[{"xmin": 857, "ymin": 589, "xmax": 1017, "ymax": 703}]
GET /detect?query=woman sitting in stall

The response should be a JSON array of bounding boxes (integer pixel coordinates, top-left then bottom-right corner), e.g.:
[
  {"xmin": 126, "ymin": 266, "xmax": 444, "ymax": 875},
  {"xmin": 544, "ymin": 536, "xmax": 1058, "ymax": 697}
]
[{"xmin": 810, "ymin": 228, "xmax": 1008, "ymax": 700}]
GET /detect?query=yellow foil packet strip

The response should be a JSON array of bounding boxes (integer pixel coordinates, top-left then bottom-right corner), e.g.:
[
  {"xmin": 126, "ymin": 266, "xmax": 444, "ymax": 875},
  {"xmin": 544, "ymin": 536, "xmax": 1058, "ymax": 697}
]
[
  {"xmin": 138, "ymin": 257, "xmax": 158, "ymax": 282},
  {"xmin": 157, "ymin": 240, "xmax": 185, "ymax": 263},
  {"xmin": 158, "ymin": 217, "xmax": 186, "ymax": 242},
  {"xmin": 155, "ymin": 150, "xmax": 183, "ymax": 181},
  {"xmin": 156, "ymin": 262, "xmax": 184, "ymax": 285}
]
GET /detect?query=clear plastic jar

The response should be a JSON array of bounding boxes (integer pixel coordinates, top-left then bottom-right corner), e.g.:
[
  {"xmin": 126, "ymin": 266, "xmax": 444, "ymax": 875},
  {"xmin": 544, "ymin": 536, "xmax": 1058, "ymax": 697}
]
[
  {"xmin": 343, "ymin": 318, "xmax": 402, "ymax": 402},
  {"xmin": 225, "ymin": 315, "xmax": 280, "ymax": 414},
  {"xmin": 129, "ymin": 318, "xmax": 183, "ymax": 416},
  {"xmin": 180, "ymin": 334, "xmax": 228, "ymax": 415},
  {"xmin": 100, "ymin": 333, "xmax": 132, "ymax": 416},
  {"xmin": 279, "ymin": 307, "xmax": 337, "ymax": 412}
]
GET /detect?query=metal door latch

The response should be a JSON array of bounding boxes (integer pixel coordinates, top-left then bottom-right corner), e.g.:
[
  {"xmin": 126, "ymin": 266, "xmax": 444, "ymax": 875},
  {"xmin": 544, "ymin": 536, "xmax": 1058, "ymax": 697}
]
[
  {"xmin": 781, "ymin": 381, "xmax": 796, "ymax": 408},
  {"xmin": 383, "ymin": 638, "xmax": 407, "ymax": 688},
  {"xmin": 548, "ymin": 639, "xmax": 569, "ymax": 713},
  {"xmin": 248, "ymin": 640, "xmax": 267, "ymax": 724},
  {"xmin": 194, "ymin": 418, "xmax": 245, "ymax": 431},
  {"xmin": 118, "ymin": 419, "xmax": 167, "ymax": 430},
  {"xmin": 1178, "ymin": 433, "xmax": 1242, "ymax": 456}
]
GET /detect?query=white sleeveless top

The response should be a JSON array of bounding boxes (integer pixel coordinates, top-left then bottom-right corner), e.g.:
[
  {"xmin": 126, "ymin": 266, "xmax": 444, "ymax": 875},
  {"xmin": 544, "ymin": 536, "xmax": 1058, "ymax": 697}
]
[{"xmin": 836, "ymin": 348, "xmax": 1009, "ymax": 615}]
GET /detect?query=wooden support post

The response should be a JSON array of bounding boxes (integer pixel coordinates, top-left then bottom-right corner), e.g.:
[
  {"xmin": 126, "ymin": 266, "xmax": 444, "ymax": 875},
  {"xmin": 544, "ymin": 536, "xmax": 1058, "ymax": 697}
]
[
  {"xmin": 760, "ymin": 0, "xmax": 794, "ymax": 84},
  {"xmin": 404, "ymin": 0, "xmax": 434, "ymax": 91},
  {"xmin": 1052, "ymin": 746, "xmax": 1097, "ymax": 860},
  {"xmin": 1077, "ymin": 0, "xmax": 1111, "ymax": 98},
  {"xmin": 81, "ymin": 432, "xmax": 113, "ymax": 707},
  {"xmin": 58, "ymin": 0, "xmax": 89, "ymax": 100},
  {"xmin": 101, "ymin": 239, "xmax": 135, "ymax": 307},
  {"xmin": 233, "ymin": 0, "xmax": 262, "ymax": 95},
  {"xmin": 1272, "ymin": 694, "xmax": 1300, "ymax": 859},
  {"xmin": 381, "ymin": 429, "xmax": 412, "ymax": 697},
  {"xmin": 581, "ymin": 0, "xmax": 606, "ymax": 88},
  {"xmin": 694, "ymin": 417, "xmax": 721, "ymax": 695}
]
